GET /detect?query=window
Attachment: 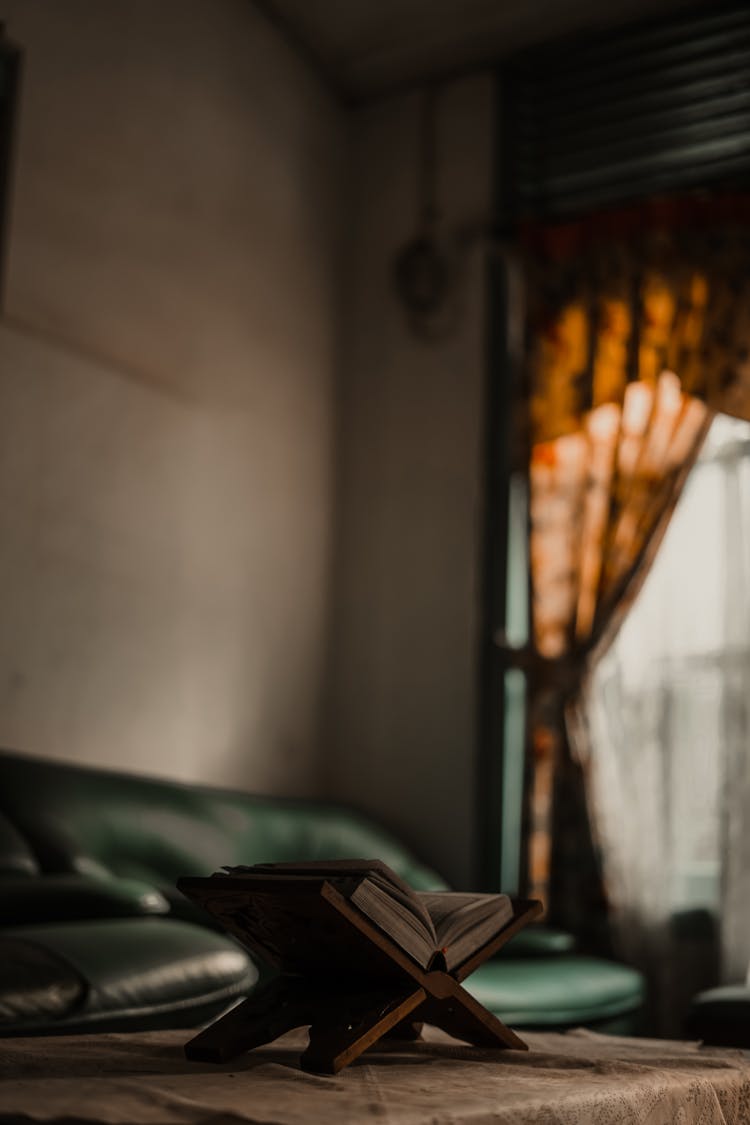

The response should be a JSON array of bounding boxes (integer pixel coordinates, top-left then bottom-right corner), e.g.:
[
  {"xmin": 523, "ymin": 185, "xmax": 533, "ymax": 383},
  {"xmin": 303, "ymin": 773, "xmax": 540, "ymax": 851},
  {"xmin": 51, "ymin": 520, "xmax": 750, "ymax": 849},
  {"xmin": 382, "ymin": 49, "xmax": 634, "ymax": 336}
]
[{"xmin": 589, "ymin": 414, "xmax": 750, "ymax": 994}]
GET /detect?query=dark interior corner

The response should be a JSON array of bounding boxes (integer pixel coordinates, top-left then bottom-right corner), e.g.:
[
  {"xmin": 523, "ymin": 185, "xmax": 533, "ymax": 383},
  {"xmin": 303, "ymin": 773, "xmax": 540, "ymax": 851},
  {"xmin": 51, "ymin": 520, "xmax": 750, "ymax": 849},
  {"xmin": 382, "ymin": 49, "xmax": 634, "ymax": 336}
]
[{"xmin": 0, "ymin": 24, "xmax": 19, "ymax": 302}]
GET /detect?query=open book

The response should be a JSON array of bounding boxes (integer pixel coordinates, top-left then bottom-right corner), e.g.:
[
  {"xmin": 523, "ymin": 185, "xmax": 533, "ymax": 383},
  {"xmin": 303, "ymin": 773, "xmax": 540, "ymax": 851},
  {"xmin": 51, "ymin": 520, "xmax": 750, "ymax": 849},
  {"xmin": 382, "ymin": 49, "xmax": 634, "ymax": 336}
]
[{"xmin": 178, "ymin": 859, "xmax": 513, "ymax": 974}]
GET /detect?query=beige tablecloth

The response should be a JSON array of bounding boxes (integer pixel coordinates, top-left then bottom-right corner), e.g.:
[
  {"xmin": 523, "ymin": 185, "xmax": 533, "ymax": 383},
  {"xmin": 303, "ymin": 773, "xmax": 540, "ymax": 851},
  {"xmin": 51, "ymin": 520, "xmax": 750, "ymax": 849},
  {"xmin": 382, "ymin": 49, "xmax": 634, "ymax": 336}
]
[{"xmin": 1, "ymin": 1027, "xmax": 749, "ymax": 1124}]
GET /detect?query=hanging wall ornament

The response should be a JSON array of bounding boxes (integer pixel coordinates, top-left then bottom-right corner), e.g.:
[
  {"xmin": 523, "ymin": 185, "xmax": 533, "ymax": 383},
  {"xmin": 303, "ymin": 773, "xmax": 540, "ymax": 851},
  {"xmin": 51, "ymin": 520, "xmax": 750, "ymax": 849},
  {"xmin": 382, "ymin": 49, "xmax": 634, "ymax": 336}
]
[{"xmin": 392, "ymin": 84, "xmax": 460, "ymax": 341}]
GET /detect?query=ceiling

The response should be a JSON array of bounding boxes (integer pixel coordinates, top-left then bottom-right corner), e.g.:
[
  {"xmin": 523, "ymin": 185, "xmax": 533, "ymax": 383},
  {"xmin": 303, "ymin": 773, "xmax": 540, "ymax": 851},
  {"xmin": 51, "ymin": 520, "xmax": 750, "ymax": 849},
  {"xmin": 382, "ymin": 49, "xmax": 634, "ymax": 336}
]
[{"xmin": 259, "ymin": 0, "xmax": 695, "ymax": 101}]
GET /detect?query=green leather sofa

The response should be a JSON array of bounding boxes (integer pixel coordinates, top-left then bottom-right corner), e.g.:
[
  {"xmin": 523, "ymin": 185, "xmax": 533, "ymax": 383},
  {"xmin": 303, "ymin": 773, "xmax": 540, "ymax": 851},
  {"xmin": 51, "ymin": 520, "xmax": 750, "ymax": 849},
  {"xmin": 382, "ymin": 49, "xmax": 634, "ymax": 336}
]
[{"xmin": 0, "ymin": 748, "xmax": 645, "ymax": 1036}]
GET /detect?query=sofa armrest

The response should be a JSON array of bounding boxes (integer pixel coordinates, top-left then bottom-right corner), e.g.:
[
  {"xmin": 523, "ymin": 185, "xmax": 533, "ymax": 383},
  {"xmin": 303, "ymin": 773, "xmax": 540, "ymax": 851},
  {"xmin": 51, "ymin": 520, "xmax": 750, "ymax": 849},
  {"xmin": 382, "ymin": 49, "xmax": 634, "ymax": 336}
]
[
  {"xmin": 0, "ymin": 874, "xmax": 169, "ymax": 926},
  {"xmin": 0, "ymin": 812, "xmax": 39, "ymax": 876},
  {"xmin": 500, "ymin": 926, "xmax": 576, "ymax": 958}
]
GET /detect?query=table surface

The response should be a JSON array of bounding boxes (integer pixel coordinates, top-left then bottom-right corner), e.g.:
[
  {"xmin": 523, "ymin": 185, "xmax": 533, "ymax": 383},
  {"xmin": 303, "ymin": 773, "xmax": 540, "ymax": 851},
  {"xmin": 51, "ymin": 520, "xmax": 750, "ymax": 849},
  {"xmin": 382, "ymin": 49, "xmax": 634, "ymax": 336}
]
[{"xmin": 2, "ymin": 1026, "xmax": 749, "ymax": 1124}]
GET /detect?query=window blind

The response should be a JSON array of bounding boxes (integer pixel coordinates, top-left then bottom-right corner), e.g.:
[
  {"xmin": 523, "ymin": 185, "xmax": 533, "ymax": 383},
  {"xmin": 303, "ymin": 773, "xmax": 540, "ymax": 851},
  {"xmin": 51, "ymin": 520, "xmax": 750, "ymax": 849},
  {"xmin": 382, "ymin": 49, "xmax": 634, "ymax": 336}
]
[{"xmin": 502, "ymin": 1, "xmax": 750, "ymax": 221}]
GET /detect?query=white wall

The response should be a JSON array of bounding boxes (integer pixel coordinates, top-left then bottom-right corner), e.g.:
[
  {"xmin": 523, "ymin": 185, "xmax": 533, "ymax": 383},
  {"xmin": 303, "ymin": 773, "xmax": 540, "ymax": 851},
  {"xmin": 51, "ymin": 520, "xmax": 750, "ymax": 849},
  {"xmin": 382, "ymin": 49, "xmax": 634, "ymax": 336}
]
[
  {"xmin": 324, "ymin": 76, "xmax": 493, "ymax": 885},
  {"xmin": 0, "ymin": 0, "xmax": 343, "ymax": 793},
  {"xmin": 0, "ymin": 3, "xmax": 494, "ymax": 881}
]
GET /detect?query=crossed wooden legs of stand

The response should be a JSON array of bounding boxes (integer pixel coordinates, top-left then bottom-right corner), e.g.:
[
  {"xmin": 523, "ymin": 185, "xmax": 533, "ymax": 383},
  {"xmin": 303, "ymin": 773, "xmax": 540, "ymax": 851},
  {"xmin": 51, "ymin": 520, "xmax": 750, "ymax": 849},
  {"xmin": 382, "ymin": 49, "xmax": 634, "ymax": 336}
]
[
  {"xmin": 185, "ymin": 966, "xmax": 527, "ymax": 1075},
  {"xmin": 185, "ymin": 897, "xmax": 543, "ymax": 1074}
]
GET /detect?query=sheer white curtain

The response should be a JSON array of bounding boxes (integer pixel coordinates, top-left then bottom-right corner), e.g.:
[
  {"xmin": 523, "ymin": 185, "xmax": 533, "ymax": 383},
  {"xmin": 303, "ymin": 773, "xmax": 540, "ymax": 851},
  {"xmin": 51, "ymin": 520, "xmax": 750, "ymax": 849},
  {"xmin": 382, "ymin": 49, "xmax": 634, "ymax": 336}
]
[{"xmin": 589, "ymin": 414, "xmax": 750, "ymax": 1034}]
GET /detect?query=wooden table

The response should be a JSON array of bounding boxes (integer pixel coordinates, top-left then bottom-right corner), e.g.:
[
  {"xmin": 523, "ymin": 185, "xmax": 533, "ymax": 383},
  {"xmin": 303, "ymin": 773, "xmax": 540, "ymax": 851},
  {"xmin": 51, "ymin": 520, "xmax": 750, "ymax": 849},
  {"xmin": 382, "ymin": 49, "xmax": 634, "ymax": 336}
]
[{"xmin": 1, "ymin": 1026, "xmax": 749, "ymax": 1123}]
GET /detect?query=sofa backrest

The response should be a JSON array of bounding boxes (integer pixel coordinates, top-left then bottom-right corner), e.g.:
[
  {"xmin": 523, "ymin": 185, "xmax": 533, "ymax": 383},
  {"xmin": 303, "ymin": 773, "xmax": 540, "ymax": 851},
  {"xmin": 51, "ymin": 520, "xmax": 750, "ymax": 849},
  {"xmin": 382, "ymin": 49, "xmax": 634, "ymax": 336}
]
[{"xmin": 0, "ymin": 750, "xmax": 447, "ymax": 899}]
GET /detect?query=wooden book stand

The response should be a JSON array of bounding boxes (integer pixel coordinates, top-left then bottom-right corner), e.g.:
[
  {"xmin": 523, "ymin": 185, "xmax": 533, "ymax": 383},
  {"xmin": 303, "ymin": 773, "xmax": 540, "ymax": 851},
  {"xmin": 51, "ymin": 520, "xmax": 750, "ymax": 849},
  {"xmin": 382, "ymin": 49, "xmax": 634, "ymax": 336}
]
[{"xmin": 184, "ymin": 882, "xmax": 543, "ymax": 1075}]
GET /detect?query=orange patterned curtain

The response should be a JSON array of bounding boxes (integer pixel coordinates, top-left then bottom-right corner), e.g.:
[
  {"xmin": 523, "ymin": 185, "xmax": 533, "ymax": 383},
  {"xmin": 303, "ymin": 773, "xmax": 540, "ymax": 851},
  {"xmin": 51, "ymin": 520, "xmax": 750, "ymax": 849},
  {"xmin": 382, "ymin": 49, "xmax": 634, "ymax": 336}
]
[{"xmin": 521, "ymin": 196, "xmax": 750, "ymax": 927}]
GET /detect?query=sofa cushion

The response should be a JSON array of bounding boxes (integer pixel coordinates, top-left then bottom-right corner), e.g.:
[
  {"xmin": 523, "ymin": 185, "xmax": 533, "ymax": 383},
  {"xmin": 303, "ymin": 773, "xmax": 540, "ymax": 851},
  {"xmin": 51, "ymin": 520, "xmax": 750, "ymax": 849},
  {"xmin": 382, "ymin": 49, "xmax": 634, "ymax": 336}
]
[
  {"xmin": 0, "ymin": 749, "xmax": 445, "ymax": 894},
  {"xmin": 0, "ymin": 874, "xmax": 169, "ymax": 926},
  {"xmin": 466, "ymin": 955, "xmax": 645, "ymax": 1028},
  {"xmin": 0, "ymin": 918, "xmax": 257, "ymax": 1034},
  {"xmin": 0, "ymin": 937, "xmax": 85, "ymax": 1024}
]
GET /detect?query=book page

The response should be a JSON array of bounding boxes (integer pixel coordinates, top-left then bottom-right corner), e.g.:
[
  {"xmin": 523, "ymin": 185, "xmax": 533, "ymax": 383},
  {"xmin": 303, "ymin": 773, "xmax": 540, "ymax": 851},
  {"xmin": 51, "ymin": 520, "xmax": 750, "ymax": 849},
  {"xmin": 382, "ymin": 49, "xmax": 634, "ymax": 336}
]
[
  {"xmin": 178, "ymin": 873, "xmax": 416, "ymax": 977},
  {"xmin": 349, "ymin": 874, "xmax": 437, "ymax": 967},
  {"xmin": 216, "ymin": 860, "xmax": 439, "ymax": 968},
  {"xmin": 417, "ymin": 892, "xmax": 513, "ymax": 970},
  {"xmin": 222, "ymin": 859, "xmax": 418, "ymax": 902}
]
